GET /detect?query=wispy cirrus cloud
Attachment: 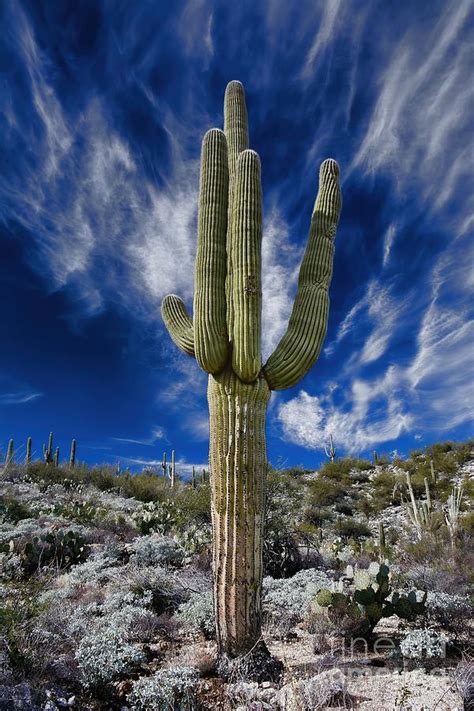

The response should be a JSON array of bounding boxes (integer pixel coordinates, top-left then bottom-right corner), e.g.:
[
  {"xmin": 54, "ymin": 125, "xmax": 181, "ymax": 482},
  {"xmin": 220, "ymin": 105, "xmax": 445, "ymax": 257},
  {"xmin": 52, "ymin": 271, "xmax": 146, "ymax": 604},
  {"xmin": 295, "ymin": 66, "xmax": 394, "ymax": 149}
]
[
  {"xmin": 0, "ymin": 391, "xmax": 42, "ymax": 405},
  {"xmin": 277, "ymin": 234, "xmax": 474, "ymax": 453}
]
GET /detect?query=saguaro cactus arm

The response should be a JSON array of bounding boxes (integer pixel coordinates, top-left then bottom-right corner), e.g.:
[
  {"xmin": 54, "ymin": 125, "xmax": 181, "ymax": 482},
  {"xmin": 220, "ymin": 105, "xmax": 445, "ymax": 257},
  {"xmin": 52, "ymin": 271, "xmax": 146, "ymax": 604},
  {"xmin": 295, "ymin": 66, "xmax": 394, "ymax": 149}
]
[
  {"xmin": 224, "ymin": 81, "xmax": 249, "ymax": 336},
  {"xmin": 263, "ymin": 159, "xmax": 342, "ymax": 390},
  {"xmin": 161, "ymin": 295, "xmax": 195, "ymax": 356},
  {"xmin": 231, "ymin": 150, "xmax": 263, "ymax": 382},
  {"xmin": 194, "ymin": 129, "xmax": 229, "ymax": 373}
]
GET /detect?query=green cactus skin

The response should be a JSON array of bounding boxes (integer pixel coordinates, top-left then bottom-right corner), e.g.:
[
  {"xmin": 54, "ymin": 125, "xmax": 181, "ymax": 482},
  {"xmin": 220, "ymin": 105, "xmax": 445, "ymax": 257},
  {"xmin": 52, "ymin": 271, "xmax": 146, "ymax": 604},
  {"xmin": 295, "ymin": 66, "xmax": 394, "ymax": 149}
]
[
  {"xmin": 161, "ymin": 451, "xmax": 167, "ymax": 478},
  {"xmin": 263, "ymin": 158, "xmax": 341, "ymax": 390},
  {"xmin": 26, "ymin": 437, "xmax": 32, "ymax": 465},
  {"xmin": 43, "ymin": 432, "xmax": 54, "ymax": 465},
  {"xmin": 191, "ymin": 465, "xmax": 196, "ymax": 489},
  {"xmin": 69, "ymin": 439, "xmax": 76, "ymax": 468},
  {"xmin": 161, "ymin": 80, "xmax": 342, "ymax": 668},
  {"xmin": 5, "ymin": 439, "xmax": 14, "ymax": 466},
  {"xmin": 54, "ymin": 447, "xmax": 59, "ymax": 467}
]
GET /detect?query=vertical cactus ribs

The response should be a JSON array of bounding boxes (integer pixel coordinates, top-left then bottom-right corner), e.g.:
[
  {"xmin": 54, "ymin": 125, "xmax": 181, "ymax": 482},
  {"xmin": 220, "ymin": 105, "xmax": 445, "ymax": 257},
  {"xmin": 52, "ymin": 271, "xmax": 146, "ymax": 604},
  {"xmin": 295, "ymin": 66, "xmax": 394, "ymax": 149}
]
[{"xmin": 161, "ymin": 81, "xmax": 342, "ymax": 673}]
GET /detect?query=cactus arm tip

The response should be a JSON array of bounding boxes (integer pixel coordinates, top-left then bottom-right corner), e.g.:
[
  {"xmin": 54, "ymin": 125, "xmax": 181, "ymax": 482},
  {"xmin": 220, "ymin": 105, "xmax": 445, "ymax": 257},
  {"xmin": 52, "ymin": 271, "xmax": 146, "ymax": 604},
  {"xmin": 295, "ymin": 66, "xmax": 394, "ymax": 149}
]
[
  {"xmin": 263, "ymin": 158, "xmax": 342, "ymax": 390},
  {"xmin": 161, "ymin": 294, "xmax": 195, "ymax": 356}
]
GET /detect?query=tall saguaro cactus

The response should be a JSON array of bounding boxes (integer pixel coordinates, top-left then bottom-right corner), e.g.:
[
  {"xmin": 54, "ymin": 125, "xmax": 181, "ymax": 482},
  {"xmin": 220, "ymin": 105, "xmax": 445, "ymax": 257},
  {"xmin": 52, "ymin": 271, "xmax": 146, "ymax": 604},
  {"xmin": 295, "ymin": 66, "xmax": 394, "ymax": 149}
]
[{"xmin": 161, "ymin": 81, "xmax": 342, "ymax": 675}]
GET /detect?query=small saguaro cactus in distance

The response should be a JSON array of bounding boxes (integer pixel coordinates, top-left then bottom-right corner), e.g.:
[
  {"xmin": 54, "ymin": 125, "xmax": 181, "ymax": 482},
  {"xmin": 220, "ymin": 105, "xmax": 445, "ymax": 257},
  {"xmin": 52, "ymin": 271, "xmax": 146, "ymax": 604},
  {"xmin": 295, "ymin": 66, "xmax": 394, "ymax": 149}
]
[
  {"xmin": 378, "ymin": 521, "xmax": 386, "ymax": 562},
  {"xmin": 324, "ymin": 433, "xmax": 336, "ymax": 462},
  {"xmin": 171, "ymin": 450, "xmax": 176, "ymax": 488},
  {"xmin": 191, "ymin": 465, "xmax": 196, "ymax": 489},
  {"xmin": 161, "ymin": 80, "xmax": 342, "ymax": 677},
  {"xmin": 161, "ymin": 451, "xmax": 167, "ymax": 478},
  {"xmin": 54, "ymin": 447, "xmax": 60, "ymax": 467},
  {"xmin": 5, "ymin": 439, "xmax": 14, "ymax": 466},
  {"xmin": 69, "ymin": 439, "xmax": 76, "ymax": 468},
  {"xmin": 43, "ymin": 432, "xmax": 54, "ymax": 464},
  {"xmin": 25, "ymin": 437, "xmax": 32, "ymax": 465}
]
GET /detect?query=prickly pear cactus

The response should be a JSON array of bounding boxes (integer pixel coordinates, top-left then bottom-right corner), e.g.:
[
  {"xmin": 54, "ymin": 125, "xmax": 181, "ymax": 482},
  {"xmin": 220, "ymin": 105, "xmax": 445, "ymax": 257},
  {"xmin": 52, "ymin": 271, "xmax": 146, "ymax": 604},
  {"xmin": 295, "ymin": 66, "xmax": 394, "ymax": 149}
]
[{"xmin": 161, "ymin": 81, "xmax": 342, "ymax": 672}]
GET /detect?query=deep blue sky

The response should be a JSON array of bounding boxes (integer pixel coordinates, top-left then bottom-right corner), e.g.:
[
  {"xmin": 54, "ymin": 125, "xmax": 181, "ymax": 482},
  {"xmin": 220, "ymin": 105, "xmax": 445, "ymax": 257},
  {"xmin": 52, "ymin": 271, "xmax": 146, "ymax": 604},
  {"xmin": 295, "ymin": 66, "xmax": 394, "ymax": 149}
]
[{"xmin": 1, "ymin": 0, "xmax": 472, "ymax": 474}]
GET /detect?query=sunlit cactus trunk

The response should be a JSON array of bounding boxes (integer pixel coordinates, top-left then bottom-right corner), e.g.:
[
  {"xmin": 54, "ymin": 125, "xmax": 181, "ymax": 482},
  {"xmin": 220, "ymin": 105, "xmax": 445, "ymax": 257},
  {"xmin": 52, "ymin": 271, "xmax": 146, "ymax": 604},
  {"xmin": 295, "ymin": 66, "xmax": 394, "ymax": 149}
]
[
  {"xmin": 161, "ymin": 80, "xmax": 342, "ymax": 676},
  {"xmin": 208, "ymin": 367, "xmax": 270, "ymax": 656}
]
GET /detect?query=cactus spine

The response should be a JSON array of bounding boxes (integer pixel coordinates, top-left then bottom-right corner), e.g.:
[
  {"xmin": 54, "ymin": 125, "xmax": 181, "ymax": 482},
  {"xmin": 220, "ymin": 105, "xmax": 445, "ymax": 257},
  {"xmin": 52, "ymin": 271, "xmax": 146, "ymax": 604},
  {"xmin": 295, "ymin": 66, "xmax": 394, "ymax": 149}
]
[
  {"xmin": 54, "ymin": 447, "xmax": 59, "ymax": 467},
  {"xmin": 69, "ymin": 439, "xmax": 76, "ymax": 468},
  {"xmin": 324, "ymin": 433, "xmax": 336, "ymax": 462},
  {"xmin": 161, "ymin": 81, "xmax": 342, "ymax": 671},
  {"xmin": 5, "ymin": 439, "xmax": 14, "ymax": 466},
  {"xmin": 25, "ymin": 437, "xmax": 32, "ymax": 465}
]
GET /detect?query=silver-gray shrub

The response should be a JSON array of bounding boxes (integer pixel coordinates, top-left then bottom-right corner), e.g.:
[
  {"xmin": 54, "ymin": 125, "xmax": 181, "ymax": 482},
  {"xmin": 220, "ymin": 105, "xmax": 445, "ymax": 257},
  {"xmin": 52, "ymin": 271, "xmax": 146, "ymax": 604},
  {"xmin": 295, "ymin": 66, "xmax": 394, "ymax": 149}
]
[
  {"xmin": 262, "ymin": 568, "xmax": 331, "ymax": 632},
  {"xmin": 127, "ymin": 666, "xmax": 199, "ymax": 711},
  {"xmin": 175, "ymin": 591, "xmax": 215, "ymax": 639},
  {"xmin": 74, "ymin": 592, "xmax": 154, "ymax": 687},
  {"xmin": 131, "ymin": 534, "xmax": 184, "ymax": 568}
]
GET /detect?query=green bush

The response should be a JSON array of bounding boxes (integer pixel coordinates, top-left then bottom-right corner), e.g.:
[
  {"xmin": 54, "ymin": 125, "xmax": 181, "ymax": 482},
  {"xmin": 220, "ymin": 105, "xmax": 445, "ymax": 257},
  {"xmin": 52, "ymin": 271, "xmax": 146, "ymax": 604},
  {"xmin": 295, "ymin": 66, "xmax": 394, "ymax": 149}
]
[
  {"xmin": 0, "ymin": 497, "xmax": 32, "ymax": 523},
  {"xmin": 309, "ymin": 477, "xmax": 345, "ymax": 507},
  {"xmin": 335, "ymin": 517, "xmax": 371, "ymax": 542}
]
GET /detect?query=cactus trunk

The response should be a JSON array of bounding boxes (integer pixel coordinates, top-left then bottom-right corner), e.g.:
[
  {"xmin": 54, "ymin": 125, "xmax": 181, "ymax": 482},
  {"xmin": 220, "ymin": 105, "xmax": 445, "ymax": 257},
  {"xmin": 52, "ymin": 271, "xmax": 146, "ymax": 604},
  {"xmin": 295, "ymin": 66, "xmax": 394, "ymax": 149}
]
[{"xmin": 208, "ymin": 367, "xmax": 270, "ymax": 656}]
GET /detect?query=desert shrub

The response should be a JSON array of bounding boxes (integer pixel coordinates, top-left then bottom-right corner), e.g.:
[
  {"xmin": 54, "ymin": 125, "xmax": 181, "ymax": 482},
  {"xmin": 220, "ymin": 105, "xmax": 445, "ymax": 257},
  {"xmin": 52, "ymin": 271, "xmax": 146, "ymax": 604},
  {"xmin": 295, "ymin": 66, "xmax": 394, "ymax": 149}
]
[
  {"xmin": 128, "ymin": 666, "xmax": 199, "ymax": 711},
  {"xmin": 309, "ymin": 478, "xmax": 345, "ymax": 507},
  {"xmin": 132, "ymin": 500, "xmax": 185, "ymax": 535},
  {"xmin": 304, "ymin": 505, "xmax": 334, "ymax": 528},
  {"xmin": 173, "ymin": 485, "xmax": 211, "ymax": 526},
  {"xmin": 131, "ymin": 534, "xmax": 184, "ymax": 568},
  {"xmin": 334, "ymin": 502, "xmax": 354, "ymax": 516},
  {"xmin": 262, "ymin": 568, "xmax": 331, "ymax": 634},
  {"xmin": 335, "ymin": 517, "xmax": 371, "ymax": 542},
  {"xmin": 74, "ymin": 592, "xmax": 156, "ymax": 689},
  {"xmin": 425, "ymin": 592, "xmax": 472, "ymax": 637},
  {"xmin": 175, "ymin": 592, "xmax": 214, "ymax": 639},
  {"xmin": 369, "ymin": 470, "xmax": 402, "ymax": 509},
  {"xmin": 355, "ymin": 495, "xmax": 376, "ymax": 518},
  {"xmin": 174, "ymin": 523, "xmax": 212, "ymax": 564},
  {"xmin": 354, "ymin": 459, "xmax": 374, "ymax": 472},
  {"xmin": 0, "ymin": 497, "xmax": 32, "ymax": 524},
  {"xmin": 76, "ymin": 625, "xmax": 145, "ymax": 689},
  {"xmin": 400, "ymin": 628, "xmax": 448, "ymax": 659},
  {"xmin": 264, "ymin": 467, "xmax": 304, "ymax": 577},
  {"xmin": 317, "ymin": 458, "xmax": 358, "ymax": 482}
]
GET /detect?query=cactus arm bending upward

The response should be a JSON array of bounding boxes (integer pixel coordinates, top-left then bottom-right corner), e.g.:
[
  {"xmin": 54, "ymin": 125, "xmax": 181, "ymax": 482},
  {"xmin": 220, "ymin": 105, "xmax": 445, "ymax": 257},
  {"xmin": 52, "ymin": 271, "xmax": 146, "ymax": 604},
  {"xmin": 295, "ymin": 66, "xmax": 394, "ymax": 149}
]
[
  {"xmin": 231, "ymin": 150, "xmax": 263, "ymax": 382},
  {"xmin": 224, "ymin": 81, "xmax": 249, "ymax": 337},
  {"xmin": 194, "ymin": 129, "xmax": 229, "ymax": 373},
  {"xmin": 263, "ymin": 159, "xmax": 342, "ymax": 390}
]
